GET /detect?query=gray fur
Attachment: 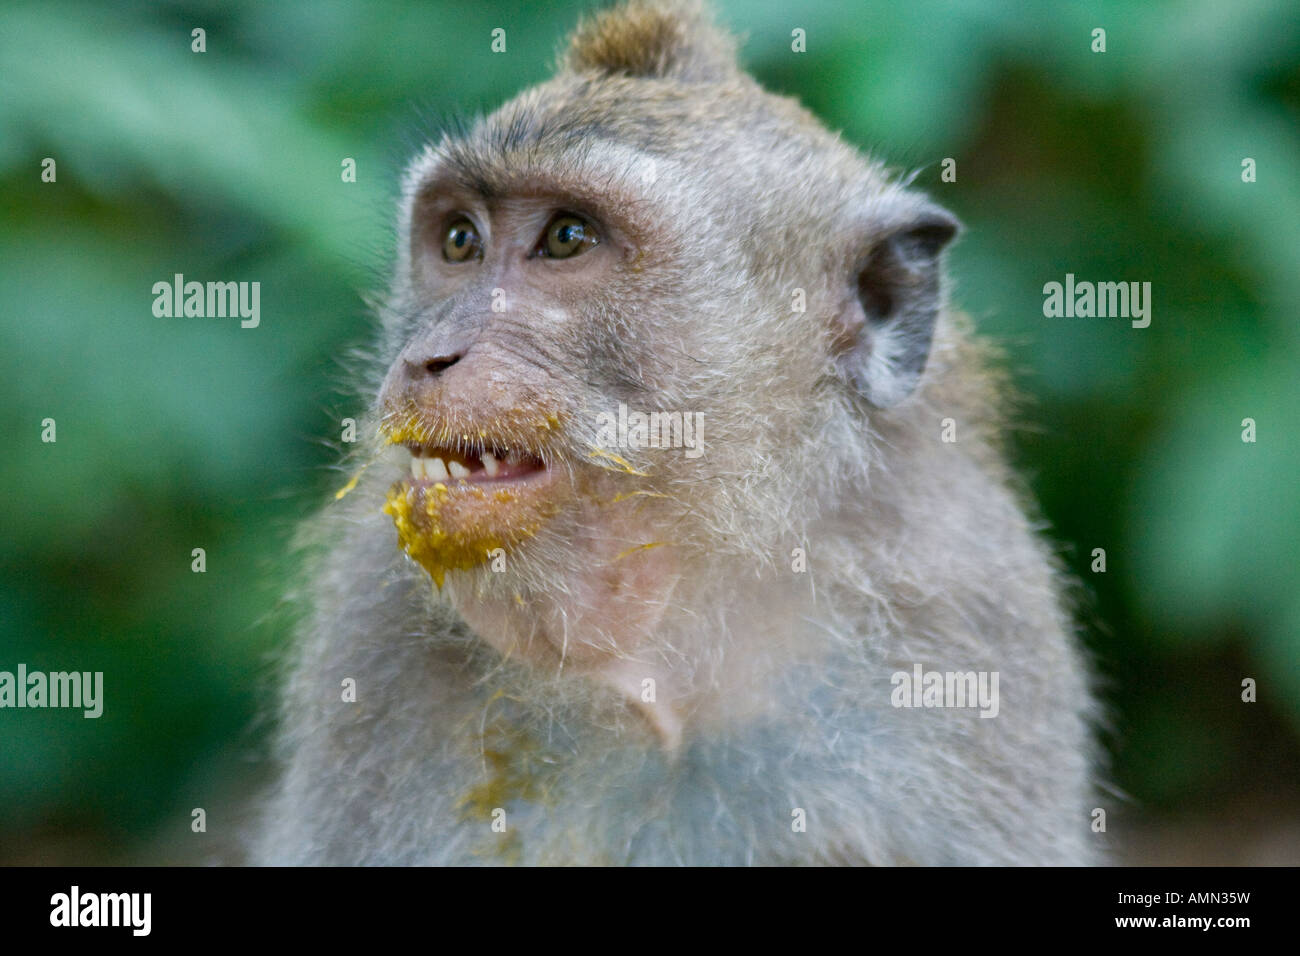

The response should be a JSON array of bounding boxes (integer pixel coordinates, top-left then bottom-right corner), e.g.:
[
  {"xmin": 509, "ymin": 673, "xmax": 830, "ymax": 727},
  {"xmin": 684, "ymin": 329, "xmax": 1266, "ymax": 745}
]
[{"xmin": 256, "ymin": 0, "xmax": 1100, "ymax": 866}]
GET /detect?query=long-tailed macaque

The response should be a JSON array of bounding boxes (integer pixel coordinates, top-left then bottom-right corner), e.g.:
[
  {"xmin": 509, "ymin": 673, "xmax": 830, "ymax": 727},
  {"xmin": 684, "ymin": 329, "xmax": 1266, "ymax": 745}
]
[{"xmin": 256, "ymin": 0, "xmax": 1099, "ymax": 865}]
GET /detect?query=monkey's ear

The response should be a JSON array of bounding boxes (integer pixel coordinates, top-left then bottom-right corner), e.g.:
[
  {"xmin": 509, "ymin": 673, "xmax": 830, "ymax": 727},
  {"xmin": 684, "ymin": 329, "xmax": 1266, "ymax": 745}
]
[
  {"xmin": 564, "ymin": 0, "xmax": 739, "ymax": 82},
  {"xmin": 835, "ymin": 202, "xmax": 960, "ymax": 408}
]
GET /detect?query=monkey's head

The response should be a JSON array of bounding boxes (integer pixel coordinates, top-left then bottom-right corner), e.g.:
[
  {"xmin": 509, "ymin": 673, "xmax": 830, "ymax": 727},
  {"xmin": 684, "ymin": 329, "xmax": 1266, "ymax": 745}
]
[{"xmin": 371, "ymin": 0, "xmax": 958, "ymax": 701}]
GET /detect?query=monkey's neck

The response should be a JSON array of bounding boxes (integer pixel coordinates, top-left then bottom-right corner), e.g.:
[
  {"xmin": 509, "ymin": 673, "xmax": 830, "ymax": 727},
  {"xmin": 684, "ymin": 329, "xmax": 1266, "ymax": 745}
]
[{"xmin": 449, "ymin": 547, "xmax": 819, "ymax": 751}]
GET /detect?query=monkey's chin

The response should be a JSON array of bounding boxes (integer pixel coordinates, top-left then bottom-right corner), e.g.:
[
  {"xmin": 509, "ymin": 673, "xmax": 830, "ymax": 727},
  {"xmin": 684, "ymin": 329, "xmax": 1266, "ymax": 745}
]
[{"xmin": 383, "ymin": 476, "xmax": 559, "ymax": 589}]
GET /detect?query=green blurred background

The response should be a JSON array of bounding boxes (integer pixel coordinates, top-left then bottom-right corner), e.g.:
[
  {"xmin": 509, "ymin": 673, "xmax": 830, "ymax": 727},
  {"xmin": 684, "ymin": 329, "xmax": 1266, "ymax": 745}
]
[{"xmin": 1, "ymin": 0, "xmax": 1297, "ymax": 864}]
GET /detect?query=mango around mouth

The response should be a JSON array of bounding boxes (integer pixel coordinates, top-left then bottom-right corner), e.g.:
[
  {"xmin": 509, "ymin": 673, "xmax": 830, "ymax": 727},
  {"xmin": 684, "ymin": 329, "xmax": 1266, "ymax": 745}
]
[
  {"xmin": 378, "ymin": 416, "xmax": 561, "ymax": 587},
  {"xmin": 382, "ymin": 466, "xmax": 557, "ymax": 589}
]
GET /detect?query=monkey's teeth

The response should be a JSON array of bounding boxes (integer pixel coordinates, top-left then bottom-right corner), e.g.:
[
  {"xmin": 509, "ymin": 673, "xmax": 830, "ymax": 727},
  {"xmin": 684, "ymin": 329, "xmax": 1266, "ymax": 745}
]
[
  {"xmin": 481, "ymin": 452, "xmax": 500, "ymax": 478},
  {"xmin": 448, "ymin": 460, "xmax": 470, "ymax": 480},
  {"xmin": 426, "ymin": 457, "xmax": 450, "ymax": 482},
  {"xmin": 410, "ymin": 457, "xmax": 427, "ymax": 480}
]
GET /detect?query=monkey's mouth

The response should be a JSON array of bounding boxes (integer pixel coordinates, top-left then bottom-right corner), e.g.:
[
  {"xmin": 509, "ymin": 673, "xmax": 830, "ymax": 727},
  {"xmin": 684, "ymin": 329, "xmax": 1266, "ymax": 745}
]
[
  {"xmin": 400, "ymin": 441, "xmax": 547, "ymax": 485},
  {"xmin": 381, "ymin": 437, "xmax": 560, "ymax": 588}
]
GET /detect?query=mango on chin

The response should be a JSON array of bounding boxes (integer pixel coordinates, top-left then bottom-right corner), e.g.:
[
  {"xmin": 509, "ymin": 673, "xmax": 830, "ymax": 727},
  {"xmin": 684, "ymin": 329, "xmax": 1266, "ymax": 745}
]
[{"xmin": 382, "ymin": 481, "xmax": 540, "ymax": 588}]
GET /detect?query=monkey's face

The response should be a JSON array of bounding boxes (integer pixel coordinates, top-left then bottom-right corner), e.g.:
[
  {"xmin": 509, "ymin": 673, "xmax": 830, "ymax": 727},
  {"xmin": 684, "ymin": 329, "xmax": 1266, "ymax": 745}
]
[
  {"xmin": 376, "ymin": 156, "xmax": 682, "ymax": 596},
  {"xmin": 376, "ymin": 89, "xmax": 818, "ymax": 594},
  {"xmin": 374, "ymin": 70, "xmax": 956, "ymax": 629}
]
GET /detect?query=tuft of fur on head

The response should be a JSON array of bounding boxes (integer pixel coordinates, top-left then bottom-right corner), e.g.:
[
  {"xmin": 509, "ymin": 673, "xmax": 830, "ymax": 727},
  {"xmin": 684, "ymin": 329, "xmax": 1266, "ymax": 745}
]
[{"xmin": 563, "ymin": 0, "xmax": 739, "ymax": 81}]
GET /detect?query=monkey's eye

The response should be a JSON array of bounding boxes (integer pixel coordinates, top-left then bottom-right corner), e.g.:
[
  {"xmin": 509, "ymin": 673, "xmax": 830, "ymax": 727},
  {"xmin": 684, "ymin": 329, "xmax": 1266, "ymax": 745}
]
[
  {"xmin": 442, "ymin": 218, "xmax": 482, "ymax": 263},
  {"xmin": 539, "ymin": 215, "xmax": 598, "ymax": 259}
]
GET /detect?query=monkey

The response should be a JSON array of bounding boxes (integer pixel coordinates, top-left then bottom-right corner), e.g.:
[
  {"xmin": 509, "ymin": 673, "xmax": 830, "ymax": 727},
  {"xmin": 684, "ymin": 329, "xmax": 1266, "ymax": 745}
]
[{"xmin": 255, "ymin": 0, "xmax": 1100, "ymax": 866}]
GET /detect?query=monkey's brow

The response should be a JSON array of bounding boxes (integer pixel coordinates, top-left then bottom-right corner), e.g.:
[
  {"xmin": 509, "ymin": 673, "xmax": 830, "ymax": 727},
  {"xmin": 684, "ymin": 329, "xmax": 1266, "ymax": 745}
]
[
  {"xmin": 408, "ymin": 97, "xmax": 648, "ymax": 195},
  {"xmin": 414, "ymin": 140, "xmax": 657, "ymax": 231},
  {"xmin": 429, "ymin": 101, "xmax": 632, "ymax": 190}
]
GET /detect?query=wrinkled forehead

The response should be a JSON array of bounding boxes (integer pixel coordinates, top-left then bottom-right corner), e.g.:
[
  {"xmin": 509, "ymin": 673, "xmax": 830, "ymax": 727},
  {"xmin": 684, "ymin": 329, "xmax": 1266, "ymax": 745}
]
[{"xmin": 401, "ymin": 87, "xmax": 681, "ymax": 214}]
